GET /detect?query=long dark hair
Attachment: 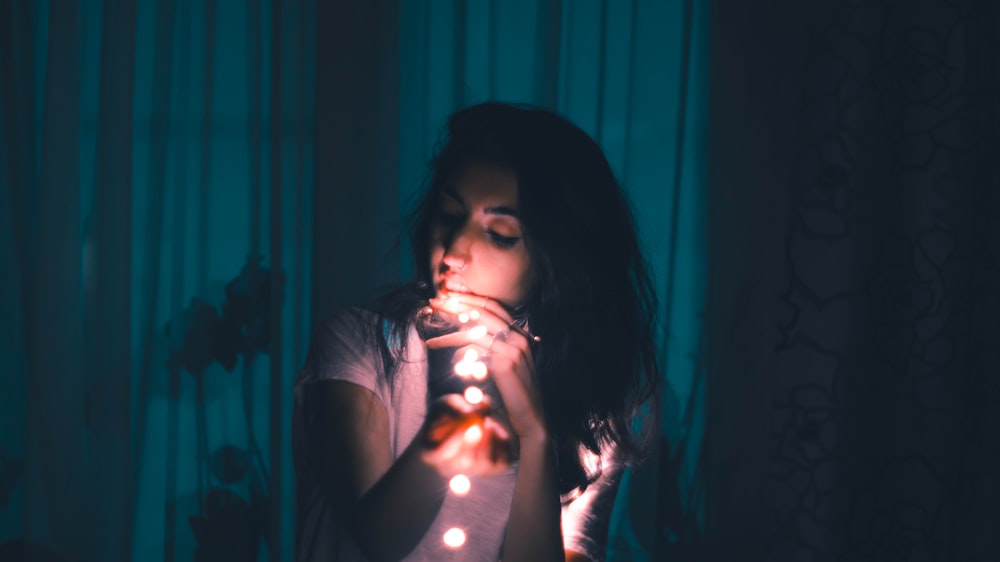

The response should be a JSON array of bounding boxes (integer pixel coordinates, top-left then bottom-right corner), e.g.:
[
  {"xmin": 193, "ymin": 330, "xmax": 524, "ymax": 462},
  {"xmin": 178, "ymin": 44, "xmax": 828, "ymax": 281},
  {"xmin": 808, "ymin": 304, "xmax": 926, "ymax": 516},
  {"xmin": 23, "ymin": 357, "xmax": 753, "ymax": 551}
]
[{"xmin": 375, "ymin": 102, "xmax": 659, "ymax": 493}]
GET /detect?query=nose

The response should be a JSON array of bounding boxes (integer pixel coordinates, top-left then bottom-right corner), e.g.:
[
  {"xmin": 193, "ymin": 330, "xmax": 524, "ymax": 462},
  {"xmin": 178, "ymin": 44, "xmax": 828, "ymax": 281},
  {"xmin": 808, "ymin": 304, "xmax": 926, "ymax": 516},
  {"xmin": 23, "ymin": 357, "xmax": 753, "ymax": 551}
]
[
  {"xmin": 441, "ymin": 226, "xmax": 472, "ymax": 272},
  {"xmin": 442, "ymin": 253, "xmax": 466, "ymax": 272}
]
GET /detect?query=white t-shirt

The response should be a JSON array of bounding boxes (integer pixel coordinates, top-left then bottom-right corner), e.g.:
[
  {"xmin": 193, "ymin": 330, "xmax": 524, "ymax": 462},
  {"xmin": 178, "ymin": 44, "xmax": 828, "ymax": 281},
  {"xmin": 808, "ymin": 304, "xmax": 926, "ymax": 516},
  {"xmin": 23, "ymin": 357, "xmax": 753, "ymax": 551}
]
[{"xmin": 293, "ymin": 310, "xmax": 621, "ymax": 561}]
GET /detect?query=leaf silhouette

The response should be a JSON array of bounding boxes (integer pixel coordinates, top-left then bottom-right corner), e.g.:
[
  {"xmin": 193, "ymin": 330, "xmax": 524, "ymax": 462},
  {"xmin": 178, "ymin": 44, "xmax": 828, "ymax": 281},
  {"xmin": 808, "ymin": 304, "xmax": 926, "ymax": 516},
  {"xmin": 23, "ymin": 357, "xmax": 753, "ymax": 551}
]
[
  {"xmin": 165, "ymin": 299, "xmax": 221, "ymax": 377},
  {"xmin": 210, "ymin": 446, "xmax": 251, "ymax": 484},
  {"xmin": 189, "ymin": 487, "xmax": 259, "ymax": 562}
]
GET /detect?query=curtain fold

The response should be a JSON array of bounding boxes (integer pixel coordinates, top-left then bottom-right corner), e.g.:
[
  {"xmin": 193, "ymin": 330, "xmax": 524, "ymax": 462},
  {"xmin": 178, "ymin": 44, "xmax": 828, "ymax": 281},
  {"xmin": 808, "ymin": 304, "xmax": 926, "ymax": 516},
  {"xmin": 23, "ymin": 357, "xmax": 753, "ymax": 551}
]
[
  {"xmin": 2, "ymin": 1, "xmax": 702, "ymax": 560},
  {"xmin": 2, "ymin": 1, "xmax": 315, "ymax": 560},
  {"xmin": 87, "ymin": 0, "xmax": 136, "ymax": 559},
  {"xmin": 312, "ymin": 0, "xmax": 400, "ymax": 322}
]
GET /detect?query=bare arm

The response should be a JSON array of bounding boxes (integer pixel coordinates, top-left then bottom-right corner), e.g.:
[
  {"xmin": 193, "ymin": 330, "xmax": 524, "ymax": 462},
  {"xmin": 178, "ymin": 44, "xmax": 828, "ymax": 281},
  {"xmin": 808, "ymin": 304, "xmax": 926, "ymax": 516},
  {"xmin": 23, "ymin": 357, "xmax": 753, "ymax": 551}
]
[
  {"xmin": 308, "ymin": 379, "xmax": 513, "ymax": 560},
  {"xmin": 500, "ymin": 433, "xmax": 565, "ymax": 561},
  {"xmin": 307, "ymin": 380, "xmax": 447, "ymax": 561}
]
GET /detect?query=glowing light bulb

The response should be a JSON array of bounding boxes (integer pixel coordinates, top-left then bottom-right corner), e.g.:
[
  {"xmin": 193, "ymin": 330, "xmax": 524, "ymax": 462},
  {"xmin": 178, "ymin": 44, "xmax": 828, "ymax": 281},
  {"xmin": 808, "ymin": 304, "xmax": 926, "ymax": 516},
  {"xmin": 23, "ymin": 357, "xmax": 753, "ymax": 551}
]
[
  {"xmin": 464, "ymin": 424, "xmax": 483, "ymax": 443},
  {"xmin": 469, "ymin": 309, "xmax": 480, "ymax": 320},
  {"xmin": 458, "ymin": 312, "xmax": 470, "ymax": 323},
  {"xmin": 449, "ymin": 474, "xmax": 471, "ymax": 495},
  {"xmin": 443, "ymin": 527, "xmax": 466, "ymax": 548},
  {"xmin": 463, "ymin": 349, "xmax": 479, "ymax": 362},
  {"xmin": 468, "ymin": 325, "xmax": 488, "ymax": 340},
  {"xmin": 454, "ymin": 361, "xmax": 471, "ymax": 377},
  {"xmin": 470, "ymin": 361, "xmax": 488, "ymax": 380},
  {"xmin": 463, "ymin": 386, "xmax": 484, "ymax": 404}
]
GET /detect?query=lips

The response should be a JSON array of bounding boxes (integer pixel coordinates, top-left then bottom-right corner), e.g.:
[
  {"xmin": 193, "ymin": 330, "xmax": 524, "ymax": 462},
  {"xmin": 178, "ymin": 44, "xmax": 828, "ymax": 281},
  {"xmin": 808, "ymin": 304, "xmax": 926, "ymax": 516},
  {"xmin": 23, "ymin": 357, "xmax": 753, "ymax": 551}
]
[{"xmin": 439, "ymin": 274, "xmax": 471, "ymax": 294}]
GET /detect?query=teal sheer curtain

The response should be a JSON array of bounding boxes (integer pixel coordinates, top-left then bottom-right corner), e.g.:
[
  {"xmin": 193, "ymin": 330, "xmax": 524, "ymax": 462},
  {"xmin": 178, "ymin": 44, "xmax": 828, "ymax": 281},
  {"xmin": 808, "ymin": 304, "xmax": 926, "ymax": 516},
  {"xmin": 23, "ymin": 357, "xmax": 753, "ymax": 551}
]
[
  {"xmin": 2, "ymin": 0, "xmax": 313, "ymax": 559},
  {"xmin": 1, "ymin": 0, "xmax": 705, "ymax": 560}
]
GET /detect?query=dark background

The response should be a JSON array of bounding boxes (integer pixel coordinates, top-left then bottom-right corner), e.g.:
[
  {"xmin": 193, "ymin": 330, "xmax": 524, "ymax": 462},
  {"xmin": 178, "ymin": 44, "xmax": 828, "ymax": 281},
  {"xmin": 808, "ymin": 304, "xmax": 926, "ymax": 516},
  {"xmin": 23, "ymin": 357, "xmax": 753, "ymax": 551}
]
[{"xmin": 2, "ymin": 0, "xmax": 998, "ymax": 560}]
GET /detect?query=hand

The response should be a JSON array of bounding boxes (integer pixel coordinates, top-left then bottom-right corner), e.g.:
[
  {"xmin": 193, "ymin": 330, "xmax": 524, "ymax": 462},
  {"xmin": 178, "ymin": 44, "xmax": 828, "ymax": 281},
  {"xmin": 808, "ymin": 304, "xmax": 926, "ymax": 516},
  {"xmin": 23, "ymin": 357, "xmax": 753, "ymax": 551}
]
[
  {"xmin": 424, "ymin": 292, "xmax": 549, "ymax": 445},
  {"xmin": 421, "ymin": 393, "xmax": 512, "ymax": 477}
]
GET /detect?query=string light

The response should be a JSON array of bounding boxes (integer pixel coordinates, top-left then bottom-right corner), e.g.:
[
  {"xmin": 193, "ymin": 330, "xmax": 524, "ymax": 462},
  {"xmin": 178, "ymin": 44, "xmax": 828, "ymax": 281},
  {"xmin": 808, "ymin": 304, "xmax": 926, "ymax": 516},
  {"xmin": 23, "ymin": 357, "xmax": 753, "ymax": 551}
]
[
  {"xmin": 463, "ymin": 386, "xmax": 484, "ymax": 404},
  {"xmin": 443, "ymin": 527, "xmax": 467, "ymax": 548},
  {"xmin": 454, "ymin": 349, "xmax": 480, "ymax": 378},
  {"xmin": 464, "ymin": 424, "xmax": 483, "ymax": 443},
  {"xmin": 470, "ymin": 361, "xmax": 488, "ymax": 380},
  {"xmin": 440, "ymin": 307, "xmax": 500, "ymax": 550},
  {"xmin": 449, "ymin": 474, "xmax": 471, "ymax": 495}
]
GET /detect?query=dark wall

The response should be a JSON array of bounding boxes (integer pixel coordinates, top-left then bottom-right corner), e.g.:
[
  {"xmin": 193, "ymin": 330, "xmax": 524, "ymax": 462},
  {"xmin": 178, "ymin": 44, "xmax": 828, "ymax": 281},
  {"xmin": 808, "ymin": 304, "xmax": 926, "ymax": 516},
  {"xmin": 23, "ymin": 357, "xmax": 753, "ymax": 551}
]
[{"xmin": 705, "ymin": 1, "xmax": 1000, "ymax": 560}]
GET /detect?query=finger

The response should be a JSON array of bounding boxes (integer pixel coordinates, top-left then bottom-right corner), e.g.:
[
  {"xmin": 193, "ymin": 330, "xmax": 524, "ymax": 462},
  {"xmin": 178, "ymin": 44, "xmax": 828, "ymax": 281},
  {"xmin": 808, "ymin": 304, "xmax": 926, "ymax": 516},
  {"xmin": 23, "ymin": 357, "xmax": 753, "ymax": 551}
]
[
  {"xmin": 430, "ymin": 416, "xmax": 513, "ymax": 476},
  {"xmin": 483, "ymin": 416, "xmax": 511, "ymax": 448},
  {"xmin": 430, "ymin": 292, "xmax": 514, "ymax": 325},
  {"xmin": 478, "ymin": 346, "xmax": 543, "ymax": 426},
  {"xmin": 424, "ymin": 328, "xmax": 495, "ymax": 350},
  {"xmin": 425, "ymin": 325, "xmax": 533, "ymax": 361},
  {"xmin": 469, "ymin": 418, "xmax": 512, "ymax": 471},
  {"xmin": 426, "ymin": 415, "xmax": 485, "ymax": 458},
  {"xmin": 433, "ymin": 294, "xmax": 540, "ymax": 344},
  {"xmin": 430, "ymin": 291, "xmax": 513, "ymax": 322},
  {"xmin": 428, "ymin": 421, "xmax": 488, "ymax": 465},
  {"xmin": 424, "ymin": 338, "xmax": 533, "ymax": 405},
  {"xmin": 428, "ymin": 292, "xmax": 544, "ymax": 348},
  {"xmin": 424, "ymin": 395, "xmax": 488, "ymax": 445},
  {"xmin": 427, "ymin": 306, "xmax": 512, "ymax": 341},
  {"xmin": 487, "ymin": 346, "xmax": 535, "ymax": 391},
  {"xmin": 430, "ymin": 393, "xmax": 489, "ymax": 418},
  {"xmin": 476, "ymin": 333, "xmax": 533, "ymax": 368}
]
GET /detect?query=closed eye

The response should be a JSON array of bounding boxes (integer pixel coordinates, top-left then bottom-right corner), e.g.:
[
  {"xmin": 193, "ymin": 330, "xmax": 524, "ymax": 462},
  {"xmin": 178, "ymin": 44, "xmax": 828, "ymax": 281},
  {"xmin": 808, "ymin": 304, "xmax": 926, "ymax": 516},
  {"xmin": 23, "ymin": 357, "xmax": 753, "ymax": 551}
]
[{"xmin": 488, "ymin": 230, "xmax": 520, "ymax": 249}]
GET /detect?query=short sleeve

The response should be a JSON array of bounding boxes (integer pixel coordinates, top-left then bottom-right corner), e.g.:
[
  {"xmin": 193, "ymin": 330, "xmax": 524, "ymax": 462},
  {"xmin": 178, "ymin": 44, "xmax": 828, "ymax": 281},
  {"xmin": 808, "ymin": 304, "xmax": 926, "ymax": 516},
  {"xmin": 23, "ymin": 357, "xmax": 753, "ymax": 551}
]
[
  {"xmin": 293, "ymin": 309, "xmax": 391, "ymax": 562},
  {"xmin": 561, "ymin": 449, "xmax": 624, "ymax": 561},
  {"xmin": 296, "ymin": 309, "xmax": 388, "ymax": 402}
]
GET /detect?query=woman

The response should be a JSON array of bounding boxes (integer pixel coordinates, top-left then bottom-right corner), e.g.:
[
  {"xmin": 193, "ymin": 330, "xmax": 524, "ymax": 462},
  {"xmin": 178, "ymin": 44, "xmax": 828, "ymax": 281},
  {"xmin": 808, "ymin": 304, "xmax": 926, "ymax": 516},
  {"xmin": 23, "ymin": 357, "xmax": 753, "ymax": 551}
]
[{"xmin": 293, "ymin": 102, "xmax": 659, "ymax": 561}]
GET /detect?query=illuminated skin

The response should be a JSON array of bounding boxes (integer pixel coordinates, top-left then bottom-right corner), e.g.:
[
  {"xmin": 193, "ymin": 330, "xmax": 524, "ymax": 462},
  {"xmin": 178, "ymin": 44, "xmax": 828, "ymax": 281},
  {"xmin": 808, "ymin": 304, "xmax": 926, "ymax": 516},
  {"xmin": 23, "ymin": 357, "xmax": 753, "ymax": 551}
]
[
  {"xmin": 430, "ymin": 162, "xmax": 533, "ymax": 308},
  {"xmin": 421, "ymin": 162, "xmax": 550, "ymax": 479}
]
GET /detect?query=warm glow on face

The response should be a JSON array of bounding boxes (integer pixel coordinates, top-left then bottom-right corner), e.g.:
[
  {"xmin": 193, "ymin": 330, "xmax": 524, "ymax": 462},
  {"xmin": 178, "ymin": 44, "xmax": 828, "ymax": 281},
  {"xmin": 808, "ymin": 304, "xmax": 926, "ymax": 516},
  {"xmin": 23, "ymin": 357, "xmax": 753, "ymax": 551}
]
[
  {"xmin": 443, "ymin": 527, "xmax": 467, "ymax": 548},
  {"xmin": 449, "ymin": 474, "xmax": 471, "ymax": 495},
  {"xmin": 463, "ymin": 386, "xmax": 484, "ymax": 404},
  {"xmin": 429, "ymin": 163, "xmax": 532, "ymax": 308}
]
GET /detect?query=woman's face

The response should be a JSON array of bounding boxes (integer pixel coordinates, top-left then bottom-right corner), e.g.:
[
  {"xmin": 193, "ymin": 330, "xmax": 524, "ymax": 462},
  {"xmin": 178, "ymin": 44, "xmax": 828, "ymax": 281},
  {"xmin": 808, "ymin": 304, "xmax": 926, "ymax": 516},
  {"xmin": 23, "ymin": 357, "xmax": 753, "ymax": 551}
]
[{"xmin": 429, "ymin": 162, "xmax": 533, "ymax": 308}]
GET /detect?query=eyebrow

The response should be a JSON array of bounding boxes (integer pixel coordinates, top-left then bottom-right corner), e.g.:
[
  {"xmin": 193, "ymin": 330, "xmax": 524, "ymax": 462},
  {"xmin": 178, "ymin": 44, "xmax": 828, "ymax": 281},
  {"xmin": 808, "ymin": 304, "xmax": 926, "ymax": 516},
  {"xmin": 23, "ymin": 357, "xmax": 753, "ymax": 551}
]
[{"xmin": 443, "ymin": 188, "xmax": 520, "ymax": 218}]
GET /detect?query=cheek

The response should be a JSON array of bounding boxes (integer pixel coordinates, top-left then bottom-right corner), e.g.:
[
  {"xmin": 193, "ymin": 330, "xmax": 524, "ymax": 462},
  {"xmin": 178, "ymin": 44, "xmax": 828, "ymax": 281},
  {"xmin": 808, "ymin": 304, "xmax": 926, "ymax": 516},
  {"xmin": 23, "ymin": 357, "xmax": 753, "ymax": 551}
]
[{"xmin": 508, "ymin": 253, "xmax": 534, "ymax": 299}]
